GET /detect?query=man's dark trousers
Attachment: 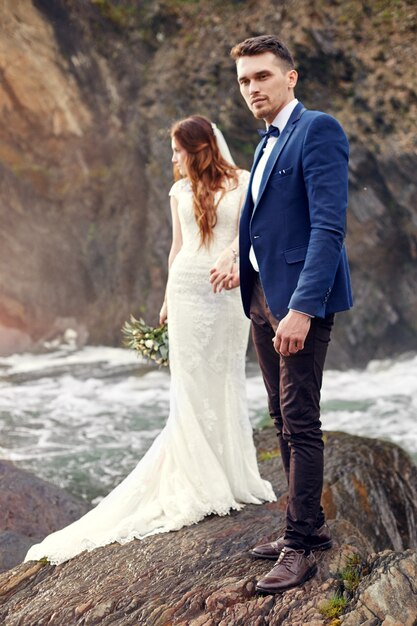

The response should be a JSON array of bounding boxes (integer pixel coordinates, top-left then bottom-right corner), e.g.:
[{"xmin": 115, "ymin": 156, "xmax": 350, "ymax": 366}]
[{"xmin": 250, "ymin": 275, "xmax": 334, "ymax": 551}]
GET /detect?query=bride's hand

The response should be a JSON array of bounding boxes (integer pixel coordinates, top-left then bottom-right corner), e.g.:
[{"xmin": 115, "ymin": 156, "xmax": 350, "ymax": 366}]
[
  {"xmin": 209, "ymin": 248, "xmax": 236, "ymax": 293},
  {"xmin": 159, "ymin": 300, "xmax": 168, "ymax": 325}
]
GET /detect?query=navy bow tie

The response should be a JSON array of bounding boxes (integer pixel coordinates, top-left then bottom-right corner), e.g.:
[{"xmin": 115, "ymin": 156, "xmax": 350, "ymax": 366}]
[{"xmin": 258, "ymin": 125, "xmax": 280, "ymax": 139}]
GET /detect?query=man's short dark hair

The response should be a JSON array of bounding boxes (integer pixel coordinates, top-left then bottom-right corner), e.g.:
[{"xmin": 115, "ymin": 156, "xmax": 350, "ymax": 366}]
[{"xmin": 230, "ymin": 35, "xmax": 295, "ymax": 70}]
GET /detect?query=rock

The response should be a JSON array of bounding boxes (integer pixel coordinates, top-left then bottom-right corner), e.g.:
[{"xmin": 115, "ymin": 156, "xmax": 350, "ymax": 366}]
[
  {"xmin": 0, "ymin": 532, "xmax": 33, "ymax": 574},
  {"xmin": 340, "ymin": 550, "xmax": 417, "ymax": 626},
  {"xmin": 322, "ymin": 432, "xmax": 417, "ymax": 551},
  {"xmin": 39, "ymin": 317, "xmax": 89, "ymax": 351},
  {"xmin": 253, "ymin": 429, "xmax": 417, "ymax": 552},
  {"xmin": 0, "ymin": 1, "xmax": 416, "ymax": 366},
  {"xmin": 0, "ymin": 325, "xmax": 33, "ymax": 357},
  {"xmin": 0, "ymin": 516, "xmax": 368, "ymax": 626},
  {"xmin": 0, "ymin": 460, "xmax": 89, "ymax": 573},
  {"xmin": 0, "ymin": 431, "xmax": 415, "ymax": 624}
]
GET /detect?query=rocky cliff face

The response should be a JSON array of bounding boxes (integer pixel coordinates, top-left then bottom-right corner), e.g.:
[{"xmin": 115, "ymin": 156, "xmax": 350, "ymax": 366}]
[
  {"xmin": 0, "ymin": 430, "xmax": 416, "ymax": 625},
  {"xmin": 0, "ymin": 0, "xmax": 416, "ymax": 366}
]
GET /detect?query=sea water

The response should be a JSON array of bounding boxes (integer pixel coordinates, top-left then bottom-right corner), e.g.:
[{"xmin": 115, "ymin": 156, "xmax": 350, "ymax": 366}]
[{"xmin": 0, "ymin": 346, "xmax": 416, "ymax": 503}]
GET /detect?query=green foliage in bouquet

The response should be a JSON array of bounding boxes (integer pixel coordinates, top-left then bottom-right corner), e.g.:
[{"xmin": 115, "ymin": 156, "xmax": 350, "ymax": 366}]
[{"xmin": 122, "ymin": 316, "xmax": 169, "ymax": 367}]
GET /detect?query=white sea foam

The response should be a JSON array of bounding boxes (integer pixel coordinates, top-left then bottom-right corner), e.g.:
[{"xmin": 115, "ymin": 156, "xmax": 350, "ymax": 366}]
[
  {"xmin": 0, "ymin": 345, "xmax": 141, "ymax": 374},
  {"xmin": 0, "ymin": 347, "xmax": 416, "ymax": 501},
  {"xmin": 320, "ymin": 353, "xmax": 417, "ymax": 455}
]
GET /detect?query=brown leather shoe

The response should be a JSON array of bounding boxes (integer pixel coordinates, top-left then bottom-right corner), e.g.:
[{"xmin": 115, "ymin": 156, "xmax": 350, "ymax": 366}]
[
  {"xmin": 250, "ymin": 523, "xmax": 332, "ymax": 560},
  {"xmin": 256, "ymin": 547, "xmax": 317, "ymax": 594}
]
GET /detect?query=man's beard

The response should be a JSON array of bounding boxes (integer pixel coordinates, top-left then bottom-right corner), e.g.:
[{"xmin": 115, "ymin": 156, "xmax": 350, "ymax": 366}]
[
  {"xmin": 252, "ymin": 105, "xmax": 271, "ymax": 120},
  {"xmin": 250, "ymin": 99, "xmax": 272, "ymax": 120}
]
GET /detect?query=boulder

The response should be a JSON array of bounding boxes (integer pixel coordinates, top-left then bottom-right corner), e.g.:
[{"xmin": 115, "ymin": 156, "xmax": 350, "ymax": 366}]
[
  {"xmin": 340, "ymin": 550, "xmax": 417, "ymax": 626},
  {"xmin": 0, "ymin": 513, "xmax": 373, "ymax": 626},
  {"xmin": 322, "ymin": 431, "xmax": 417, "ymax": 551},
  {"xmin": 0, "ymin": 460, "xmax": 89, "ymax": 573}
]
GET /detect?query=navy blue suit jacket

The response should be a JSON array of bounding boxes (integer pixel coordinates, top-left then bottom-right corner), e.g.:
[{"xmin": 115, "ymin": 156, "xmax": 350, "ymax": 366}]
[{"xmin": 239, "ymin": 101, "xmax": 353, "ymax": 320}]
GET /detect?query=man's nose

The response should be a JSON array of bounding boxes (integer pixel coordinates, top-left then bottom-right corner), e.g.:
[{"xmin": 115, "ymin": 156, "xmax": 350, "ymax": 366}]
[{"xmin": 248, "ymin": 81, "xmax": 259, "ymax": 94}]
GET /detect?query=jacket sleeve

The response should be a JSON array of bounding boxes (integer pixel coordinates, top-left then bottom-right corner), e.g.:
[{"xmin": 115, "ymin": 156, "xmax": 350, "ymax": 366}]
[{"xmin": 288, "ymin": 113, "xmax": 349, "ymax": 317}]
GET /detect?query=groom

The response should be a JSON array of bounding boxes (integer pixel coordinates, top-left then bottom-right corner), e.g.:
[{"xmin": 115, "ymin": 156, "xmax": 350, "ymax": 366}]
[{"xmin": 230, "ymin": 35, "xmax": 353, "ymax": 593}]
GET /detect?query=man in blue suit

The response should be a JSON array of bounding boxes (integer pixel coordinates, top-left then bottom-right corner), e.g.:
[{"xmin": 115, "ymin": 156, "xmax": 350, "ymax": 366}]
[{"xmin": 230, "ymin": 35, "xmax": 353, "ymax": 593}]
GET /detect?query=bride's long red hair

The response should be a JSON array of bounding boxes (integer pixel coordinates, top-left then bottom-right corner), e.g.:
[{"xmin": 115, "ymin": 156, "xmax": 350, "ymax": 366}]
[{"xmin": 171, "ymin": 115, "xmax": 238, "ymax": 247}]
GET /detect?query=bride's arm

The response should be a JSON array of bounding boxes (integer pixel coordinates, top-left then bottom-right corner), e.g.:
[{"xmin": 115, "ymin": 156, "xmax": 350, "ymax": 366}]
[
  {"xmin": 210, "ymin": 169, "xmax": 249, "ymax": 293},
  {"xmin": 209, "ymin": 235, "xmax": 239, "ymax": 293},
  {"xmin": 159, "ymin": 196, "xmax": 182, "ymax": 324}
]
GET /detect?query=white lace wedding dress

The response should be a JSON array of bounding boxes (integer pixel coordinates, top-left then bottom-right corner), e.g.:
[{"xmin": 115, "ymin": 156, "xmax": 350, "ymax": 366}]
[{"xmin": 25, "ymin": 170, "xmax": 275, "ymax": 565}]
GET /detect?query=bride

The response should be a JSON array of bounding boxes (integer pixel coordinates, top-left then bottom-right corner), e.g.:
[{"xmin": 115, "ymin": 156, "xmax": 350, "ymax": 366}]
[{"xmin": 25, "ymin": 115, "xmax": 275, "ymax": 565}]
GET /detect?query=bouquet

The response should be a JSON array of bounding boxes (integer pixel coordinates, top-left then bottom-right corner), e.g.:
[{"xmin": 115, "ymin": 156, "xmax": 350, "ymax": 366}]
[{"xmin": 122, "ymin": 316, "xmax": 169, "ymax": 367}]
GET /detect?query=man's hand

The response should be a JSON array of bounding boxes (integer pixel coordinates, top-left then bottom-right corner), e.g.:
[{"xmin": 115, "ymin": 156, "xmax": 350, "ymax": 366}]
[
  {"xmin": 223, "ymin": 270, "xmax": 240, "ymax": 290},
  {"xmin": 209, "ymin": 266, "xmax": 240, "ymax": 291},
  {"xmin": 273, "ymin": 310, "xmax": 311, "ymax": 356},
  {"xmin": 210, "ymin": 247, "xmax": 239, "ymax": 292}
]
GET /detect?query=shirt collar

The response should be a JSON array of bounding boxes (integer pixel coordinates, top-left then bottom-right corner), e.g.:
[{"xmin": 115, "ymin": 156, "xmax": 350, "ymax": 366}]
[{"xmin": 267, "ymin": 98, "xmax": 299, "ymax": 134}]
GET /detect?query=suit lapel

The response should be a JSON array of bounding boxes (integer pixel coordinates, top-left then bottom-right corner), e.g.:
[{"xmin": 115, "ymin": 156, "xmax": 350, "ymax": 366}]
[
  {"xmin": 246, "ymin": 137, "xmax": 266, "ymax": 198},
  {"xmin": 252, "ymin": 102, "xmax": 306, "ymax": 215}
]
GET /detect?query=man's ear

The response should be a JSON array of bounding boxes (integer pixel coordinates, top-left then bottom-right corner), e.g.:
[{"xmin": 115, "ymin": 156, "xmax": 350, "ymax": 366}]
[{"xmin": 288, "ymin": 69, "xmax": 298, "ymax": 89}]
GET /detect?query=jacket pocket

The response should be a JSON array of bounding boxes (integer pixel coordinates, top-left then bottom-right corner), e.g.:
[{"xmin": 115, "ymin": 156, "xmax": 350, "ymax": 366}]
[
  {"xmin": 284, "ymin": 245, "xmax": 307, "ymax": 264},
  {"xmin": 270, "ymin": 166, "xmax": 293, "ymax": 181}
]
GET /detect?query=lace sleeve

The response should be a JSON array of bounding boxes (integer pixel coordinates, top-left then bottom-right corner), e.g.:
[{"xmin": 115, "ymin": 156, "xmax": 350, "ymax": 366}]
[
  {"xmin": 169, "ymin": 178, "xmax": 189, "ymax": 199},
  {"xmin": 169, "ymin": 180, "xmax": 180, "ymax": 199},
  {"xmin": 237, "ymin": 169, "xmax": 250, "ymax": 188}
]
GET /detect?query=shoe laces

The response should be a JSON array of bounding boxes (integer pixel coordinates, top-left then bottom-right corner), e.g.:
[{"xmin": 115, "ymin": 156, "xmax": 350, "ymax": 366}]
[{"xmin": 277, "ymin": 546, "xmax": 303, "ymax": 569}]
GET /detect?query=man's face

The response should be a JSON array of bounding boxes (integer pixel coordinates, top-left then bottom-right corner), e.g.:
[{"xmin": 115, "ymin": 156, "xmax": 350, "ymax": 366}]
[{"xmin": 236, "ymin": 52, "xmax": 298, "ymax": 124}]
